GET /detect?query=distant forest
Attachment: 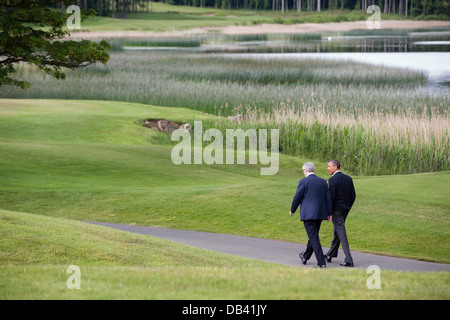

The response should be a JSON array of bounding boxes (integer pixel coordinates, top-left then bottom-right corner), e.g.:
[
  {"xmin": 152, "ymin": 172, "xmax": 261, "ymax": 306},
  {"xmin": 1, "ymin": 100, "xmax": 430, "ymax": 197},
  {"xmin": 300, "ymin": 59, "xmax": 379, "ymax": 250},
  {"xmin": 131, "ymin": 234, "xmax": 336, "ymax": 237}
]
[{"xmin": 68, "ymin": 0, "xmax": 449, "ymax": 18}]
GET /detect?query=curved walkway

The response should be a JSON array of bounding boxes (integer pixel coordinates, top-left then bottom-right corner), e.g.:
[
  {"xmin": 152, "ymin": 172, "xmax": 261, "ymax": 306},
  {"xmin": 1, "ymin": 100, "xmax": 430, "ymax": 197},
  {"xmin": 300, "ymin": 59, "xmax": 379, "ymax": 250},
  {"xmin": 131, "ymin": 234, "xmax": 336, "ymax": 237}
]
[{"xmin": 85, "ymin": 221, "xmax": 450, "ymax": 272}]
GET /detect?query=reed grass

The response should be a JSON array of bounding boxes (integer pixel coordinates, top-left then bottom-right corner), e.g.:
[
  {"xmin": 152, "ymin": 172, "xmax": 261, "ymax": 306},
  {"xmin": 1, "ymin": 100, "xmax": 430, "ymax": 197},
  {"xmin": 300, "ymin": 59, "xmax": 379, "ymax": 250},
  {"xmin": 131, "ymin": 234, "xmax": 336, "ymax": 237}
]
[
  {"xmin": 2, "ymin": 51, "xmax": 437, "ymax": 115},
  {"xmin": 170, "ymin": 55, "xmax": 427, "ymax": 87},
  {"xmin": 209, "ymin": 102, "xmax": 449, "ymax": 175},
  {"xmin": 222, "ymin": 33, "xmax": 269, "ymax": 42},
  {"xmin": 289, "ymin": 33, "xmax": 323, "ymax": 42},
  {"xmin": 112, "ymin": 37, "xmax": 203, "ymax": 50}
]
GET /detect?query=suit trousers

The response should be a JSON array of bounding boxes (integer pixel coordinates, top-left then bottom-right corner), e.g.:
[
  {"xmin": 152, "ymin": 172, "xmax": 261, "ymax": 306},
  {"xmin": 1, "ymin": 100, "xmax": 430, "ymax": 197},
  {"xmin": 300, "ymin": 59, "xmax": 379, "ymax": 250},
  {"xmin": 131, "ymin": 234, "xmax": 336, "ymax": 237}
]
[
  {"xmin": 326, "ymin": 211, "xmax": 353, "ymax": 263},
  {"xmin": 303, "ymin": 220, "xmax": 326, "ymax": 266}
]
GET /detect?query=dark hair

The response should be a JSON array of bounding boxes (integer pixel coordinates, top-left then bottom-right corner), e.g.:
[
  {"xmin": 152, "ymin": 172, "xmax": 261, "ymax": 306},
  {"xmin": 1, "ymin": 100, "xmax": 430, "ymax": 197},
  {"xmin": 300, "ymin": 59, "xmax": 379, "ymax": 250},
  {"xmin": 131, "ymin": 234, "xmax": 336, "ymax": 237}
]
[{"xmin": 329, "ymin": 159, "xmax": 341, "ymax": 169}]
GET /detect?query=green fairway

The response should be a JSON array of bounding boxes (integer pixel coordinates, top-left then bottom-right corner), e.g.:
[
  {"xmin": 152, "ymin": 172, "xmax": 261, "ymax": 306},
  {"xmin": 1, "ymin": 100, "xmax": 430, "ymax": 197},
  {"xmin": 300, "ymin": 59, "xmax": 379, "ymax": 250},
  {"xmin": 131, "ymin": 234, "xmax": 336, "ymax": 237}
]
[
  {"xmin": 73, "ymin": 3, "xmax": 410, "ymax": 32},
  {"xmin": 0, "ymin": 98, "xmax": 449, "ymax": 299},
  {"xmin": 77, "ymin": 4, "xmax": 272, "ymax": 32},
  {"xmin": 1, "ymin": 209, "xmax": 449, "ymax": 299},
  {"xmin": 0, "ymin": 99, "xmax": 449, "ymax": 265}
]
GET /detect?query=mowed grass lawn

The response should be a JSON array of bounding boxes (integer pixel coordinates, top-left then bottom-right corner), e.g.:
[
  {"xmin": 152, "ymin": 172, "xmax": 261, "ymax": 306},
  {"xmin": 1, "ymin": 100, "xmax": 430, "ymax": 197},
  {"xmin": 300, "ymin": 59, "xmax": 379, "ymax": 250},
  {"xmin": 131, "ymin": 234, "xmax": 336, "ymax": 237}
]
[
  {"xmin": 75, "ymin": 3, "xmax": 374, "ymax": 32},
  {"xmin": 78, "ymin": 3, "xmax": 273, "ymax": 32},
  {"xmin": 0, "ymin": 98, "xmax": 449, "ymax": 299},
  {"xmin": 1, "ymin": 209, "xmax": 449, "ymax": 299}
]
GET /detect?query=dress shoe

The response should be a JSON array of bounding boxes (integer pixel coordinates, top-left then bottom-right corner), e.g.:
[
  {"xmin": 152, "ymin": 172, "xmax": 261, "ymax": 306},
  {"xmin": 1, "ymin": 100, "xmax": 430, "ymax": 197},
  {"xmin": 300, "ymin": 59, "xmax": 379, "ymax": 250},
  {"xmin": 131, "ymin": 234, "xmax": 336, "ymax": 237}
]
[
  {"xmin": 298, "ymin": 252, "xmax": 307, "ymax": 265},
  {"xmin": 340, "ymin": 262, "xmax": 354, "ymax": 267},
  {"xmin": 313, "ymin": 265, "xmax": 326, "ymax": 268},
  {"xmin": 325, "ymin": 254, "xmax": 332, "ymax": 263}
]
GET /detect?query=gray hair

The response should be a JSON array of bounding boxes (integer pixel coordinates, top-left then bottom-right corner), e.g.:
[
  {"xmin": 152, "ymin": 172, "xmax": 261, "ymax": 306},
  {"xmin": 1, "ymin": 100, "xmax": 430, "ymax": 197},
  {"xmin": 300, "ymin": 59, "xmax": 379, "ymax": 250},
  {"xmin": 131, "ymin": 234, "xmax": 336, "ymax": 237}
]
[{"xmin": 302, "ymin": 162, "xmax": 315, "ymax": 173}]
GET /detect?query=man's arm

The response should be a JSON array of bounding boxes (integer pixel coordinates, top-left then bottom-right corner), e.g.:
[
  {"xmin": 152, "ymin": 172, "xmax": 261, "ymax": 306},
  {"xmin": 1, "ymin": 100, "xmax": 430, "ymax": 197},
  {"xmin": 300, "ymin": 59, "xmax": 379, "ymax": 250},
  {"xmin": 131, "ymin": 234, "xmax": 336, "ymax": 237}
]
[
  {"xmin": 289, "ymin": 180, "xmax": 305, "ymax": 216},
  {"xmin": 328, "ymin": 177, "xmax": 337, "ymax": 208},
  {"xmin": 326, "ymin": 185, "xmax": 333, "ymax": 222},
  {"xmin": 349, "ymin": 178, "xmax": 356, "ymax": 208}
]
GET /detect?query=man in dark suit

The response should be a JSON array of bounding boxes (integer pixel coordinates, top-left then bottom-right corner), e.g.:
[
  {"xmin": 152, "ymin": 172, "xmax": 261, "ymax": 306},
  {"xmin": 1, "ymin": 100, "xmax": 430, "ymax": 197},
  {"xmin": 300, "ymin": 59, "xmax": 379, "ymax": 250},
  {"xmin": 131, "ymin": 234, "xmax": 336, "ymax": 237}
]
[
  {"xmin": 325, "ymin": 159, "xmax": 356, "ymax": 267},
  {"xmin": 290, "ymin": 162, "xmax": 332, "ymax": 268}
]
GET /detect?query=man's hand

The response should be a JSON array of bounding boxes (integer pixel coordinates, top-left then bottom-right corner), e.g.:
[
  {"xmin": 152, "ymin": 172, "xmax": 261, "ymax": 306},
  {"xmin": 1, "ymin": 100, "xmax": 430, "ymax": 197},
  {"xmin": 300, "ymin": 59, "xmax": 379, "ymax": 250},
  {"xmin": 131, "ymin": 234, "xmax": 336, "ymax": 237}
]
[
  {"xmin": 289, "ymin": 211, "xmax": 293, "ymax": 216},
  {"xmin": 327, "ymin": 215, "xmax": 332, "ymax": 222}
]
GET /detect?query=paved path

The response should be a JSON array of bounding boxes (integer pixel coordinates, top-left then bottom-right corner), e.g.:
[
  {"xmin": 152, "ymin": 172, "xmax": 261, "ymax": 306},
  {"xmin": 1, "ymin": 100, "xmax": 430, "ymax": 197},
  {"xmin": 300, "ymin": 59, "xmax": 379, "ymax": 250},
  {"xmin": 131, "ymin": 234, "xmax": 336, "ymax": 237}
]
[{"xmin": 85, "ymin": 221, "xmax": 450, "ymax": 272}]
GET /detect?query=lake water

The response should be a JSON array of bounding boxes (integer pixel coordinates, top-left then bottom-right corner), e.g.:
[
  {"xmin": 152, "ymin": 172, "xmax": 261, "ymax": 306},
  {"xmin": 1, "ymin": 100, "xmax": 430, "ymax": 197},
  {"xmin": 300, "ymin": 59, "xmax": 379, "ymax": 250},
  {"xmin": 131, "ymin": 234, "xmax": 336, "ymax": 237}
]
[
  {"xmin": 124, "ymin": 30, "xmax": 450, "ymax": 92},
  {"xmin": 223, "ymin": 32, "xmax": 450, "ymax": 93}
]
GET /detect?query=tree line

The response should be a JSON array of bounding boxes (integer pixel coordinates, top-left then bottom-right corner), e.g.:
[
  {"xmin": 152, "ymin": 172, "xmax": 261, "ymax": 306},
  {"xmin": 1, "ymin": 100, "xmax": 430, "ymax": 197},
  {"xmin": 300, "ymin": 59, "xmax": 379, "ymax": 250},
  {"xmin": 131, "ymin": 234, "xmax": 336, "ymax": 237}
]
[{"xmin": 64, "ymin": 0, "xmax": 449, "ymax": 17}]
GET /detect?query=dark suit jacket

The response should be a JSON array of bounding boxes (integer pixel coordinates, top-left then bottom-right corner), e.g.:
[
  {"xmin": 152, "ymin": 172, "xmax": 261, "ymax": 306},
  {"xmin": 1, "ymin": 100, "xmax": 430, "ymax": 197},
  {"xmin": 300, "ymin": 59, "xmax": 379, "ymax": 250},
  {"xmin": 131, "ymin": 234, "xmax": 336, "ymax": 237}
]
[
  {"xmin": 290, "ymin": 174, "xmax": 333, "ymax": 221},
  {"xmin": 328, "ymin": 171, "xmax": 356, "ymax": 214}
]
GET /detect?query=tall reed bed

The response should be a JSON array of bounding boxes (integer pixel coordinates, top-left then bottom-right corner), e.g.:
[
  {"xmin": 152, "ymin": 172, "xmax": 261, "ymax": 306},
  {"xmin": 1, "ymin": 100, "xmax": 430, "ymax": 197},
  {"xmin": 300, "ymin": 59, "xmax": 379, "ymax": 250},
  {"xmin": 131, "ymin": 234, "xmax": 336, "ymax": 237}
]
[
  {"xmin": 2, "ymin": 51, "xmax": 440, "ymax": 117},
  {"xmin": 110, "ymin": 37, "xmax": 203, "ymax": 51},
  {"xmin": 170, "ymin": 55, "xmax": 427, "ymax": 87},
  {"xmin": 208, "ymin": 102, "xmax": 449, "ymax": 175}
]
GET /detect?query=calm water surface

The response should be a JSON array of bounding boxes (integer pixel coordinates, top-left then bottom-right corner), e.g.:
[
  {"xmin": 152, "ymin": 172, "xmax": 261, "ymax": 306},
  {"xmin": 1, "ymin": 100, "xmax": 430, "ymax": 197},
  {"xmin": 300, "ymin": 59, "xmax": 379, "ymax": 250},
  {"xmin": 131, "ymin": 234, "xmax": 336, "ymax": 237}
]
[{"xmin": 125, "ymin": 30, "xmax": 450, "ymax": 92}]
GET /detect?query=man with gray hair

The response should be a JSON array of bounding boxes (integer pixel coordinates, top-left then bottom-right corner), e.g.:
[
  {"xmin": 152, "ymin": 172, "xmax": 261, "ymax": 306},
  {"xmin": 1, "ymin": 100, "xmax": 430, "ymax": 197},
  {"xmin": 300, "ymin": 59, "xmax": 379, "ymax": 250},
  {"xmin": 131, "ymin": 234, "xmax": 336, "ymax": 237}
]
[{"xmin": 290, "ymin": 162, "xmax": 333, "ymax": 268}]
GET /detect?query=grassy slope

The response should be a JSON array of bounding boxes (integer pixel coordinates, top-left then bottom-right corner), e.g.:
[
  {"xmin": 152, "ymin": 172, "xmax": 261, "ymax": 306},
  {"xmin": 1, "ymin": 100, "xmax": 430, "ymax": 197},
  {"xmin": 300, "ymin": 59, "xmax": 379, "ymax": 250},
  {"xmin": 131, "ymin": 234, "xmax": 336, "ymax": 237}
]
[
  {"xmin": 1, "ymin": 209, "xmax": 449, "ymax": 299},
  {"xmin": 77, "ymin": 3, "xmax": 406, "ymax": 32},
  {"xmin": 79, "ymin": 6, "xmax": 269, "ymax": 32},
  {"xmin": 0, "ymin": 99, "xmax": 449, "ymax": 264},
  {"xmin": 0, "ymin": 98, "xmax": 449, "ymax": 299}
]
